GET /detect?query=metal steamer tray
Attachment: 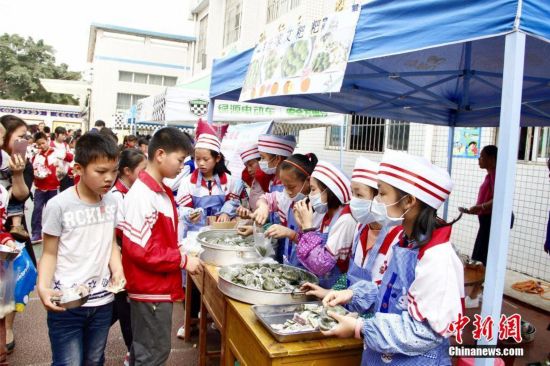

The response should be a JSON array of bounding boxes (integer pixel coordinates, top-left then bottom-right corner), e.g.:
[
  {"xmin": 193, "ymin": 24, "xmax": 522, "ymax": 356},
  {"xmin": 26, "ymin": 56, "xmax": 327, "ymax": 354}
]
[
  {"xmin": 252, "ymin": 302, "xmax": 328, "ymax": 343},
  {"xmin": 197, "ymin": 229, "xmax": 261, "ymax": 266},
  {"xmin": 218, "ymin": 263, "xmax": 319, "ymax": 305}
]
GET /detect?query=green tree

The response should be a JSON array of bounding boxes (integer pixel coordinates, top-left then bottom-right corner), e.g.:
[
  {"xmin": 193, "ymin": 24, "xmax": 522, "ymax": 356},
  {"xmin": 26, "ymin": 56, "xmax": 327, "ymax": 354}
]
[{"xmin": 0, "ymin": 33, "xmax": 81, "ymax": 105}]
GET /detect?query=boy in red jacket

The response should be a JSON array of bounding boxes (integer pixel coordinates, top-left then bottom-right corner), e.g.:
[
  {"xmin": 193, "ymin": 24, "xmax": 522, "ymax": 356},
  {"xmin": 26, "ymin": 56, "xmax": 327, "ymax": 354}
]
[
  {"xmin": 30, "ymin": 132, "xmax": 60, "ymax": 243},
  {"xmin": 119, "ymin": 127, "xmax": 203, "ymax": 365}
]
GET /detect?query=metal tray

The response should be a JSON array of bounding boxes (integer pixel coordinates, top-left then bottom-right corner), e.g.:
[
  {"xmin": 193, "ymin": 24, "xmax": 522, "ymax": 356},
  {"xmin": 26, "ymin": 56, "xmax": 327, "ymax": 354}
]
[
  {"xmin": 252, "ymin": 302, "xmax": 328, "ymax": 342},
  {"xmin": 197, "ymin": 229, "xmax": 261, "ymax": 266},
  {"xmin": 218, "ymin": 263, "xmax": 318, "ymax": 305}
]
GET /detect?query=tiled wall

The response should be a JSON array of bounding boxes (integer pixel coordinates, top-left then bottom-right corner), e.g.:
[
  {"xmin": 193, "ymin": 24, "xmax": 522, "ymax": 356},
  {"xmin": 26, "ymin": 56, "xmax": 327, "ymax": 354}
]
[{"xmin": 296, "ymin": 125, "xmax": 550, "ymax": 281}]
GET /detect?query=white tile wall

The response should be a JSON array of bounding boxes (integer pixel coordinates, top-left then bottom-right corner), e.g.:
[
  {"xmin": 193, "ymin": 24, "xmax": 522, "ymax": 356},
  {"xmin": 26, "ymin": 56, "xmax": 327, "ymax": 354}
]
[{"xmin": 296, "ymin": 125, "xmax": 550, "ymax": 281}]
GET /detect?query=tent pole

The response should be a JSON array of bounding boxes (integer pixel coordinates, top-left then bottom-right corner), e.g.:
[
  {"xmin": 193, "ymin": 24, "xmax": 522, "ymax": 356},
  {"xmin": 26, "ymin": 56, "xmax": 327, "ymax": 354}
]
[
  {"xmin": 207, "ymin": 98, "xmax": 215, "ymax": 124},
  {"xmin": 475, "ymin": 31, "xmax": 525, "ymax": 366},
  {"xmin": 339, "ymin": 116, "xmax": 347, "ymax": 169},
  {"xmin": 443, "ymin": 126, "xmax": 454, "ymax": 221}
]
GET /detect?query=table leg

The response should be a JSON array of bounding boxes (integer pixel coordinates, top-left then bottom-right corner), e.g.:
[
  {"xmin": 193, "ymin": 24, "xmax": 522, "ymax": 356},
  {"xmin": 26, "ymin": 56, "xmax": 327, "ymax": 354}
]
[
  {"xmin": 0, "ymin": 318, "xmax": 6, "ymax": 365},
  {"xmin": 199, "ymin": 298, "xmax": 207, "ymax": 366},
  {"xmin": 184, "ymin": 272, "xmax": 194, "ymax": 342}
]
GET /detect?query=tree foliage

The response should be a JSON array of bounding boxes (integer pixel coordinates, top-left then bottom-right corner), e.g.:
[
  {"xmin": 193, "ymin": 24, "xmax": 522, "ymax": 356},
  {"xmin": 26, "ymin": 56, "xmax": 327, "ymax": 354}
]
[{"xmin": 0, "ymin": 33, "xmax": 81, "ymax": 105}]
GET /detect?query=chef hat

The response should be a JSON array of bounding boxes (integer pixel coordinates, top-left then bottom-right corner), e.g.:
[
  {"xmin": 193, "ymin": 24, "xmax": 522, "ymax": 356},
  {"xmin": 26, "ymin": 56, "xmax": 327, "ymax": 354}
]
[
  {"xmin": 258, "ymin": 134, "xmax": 296, "ymax": 157},
  {"xmin": 195, "ymin": 133, "xmax": 221, "ymax": 153},
  {"xmin": 351, "ymin": 156, "xmax": 379, "ymax": 190},
  {"xmin": 311, "ymin": 161, "xmax": 352, "ymax": 204},
  {"xmin": 239, "ymin": 143, "xmax": 261, "ymax": 163},
  {"xmin": 378, "ymin": 151, "xmax": 452, "ymax": 209},
  {"xmin": 195, "ymin": 118, "xmax": 217, "ymax": 138}
]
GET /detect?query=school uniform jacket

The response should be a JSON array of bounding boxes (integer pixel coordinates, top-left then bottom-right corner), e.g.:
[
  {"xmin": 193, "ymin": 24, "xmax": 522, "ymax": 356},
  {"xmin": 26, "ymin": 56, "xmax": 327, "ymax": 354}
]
[
  {"xmin": 31, "ymin": 149, "xmax": 60, "ymax": 191},
  {"xmin": 119, "ymin": 171, "xmax": 185, "ymax": 302}
]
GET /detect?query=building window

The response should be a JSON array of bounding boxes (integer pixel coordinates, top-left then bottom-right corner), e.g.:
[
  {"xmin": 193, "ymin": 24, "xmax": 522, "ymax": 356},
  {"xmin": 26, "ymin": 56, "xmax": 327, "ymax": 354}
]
[
  {"xmin": 197, "ymin": 15, "xmax": 208, "ymax": 69},
  {"xmin": 116, "ymin": 93, "xmax": 148, "ymax": 111},
  {"xmin": 224, "ymin": 0, "xmax": 242, "ymax": 46},
  {"xmin": 267, "ymin": 0, "xmax": 301, "ymax": 23},
  {"xmin": 118, "ymin": 71, "xmax": 178, "ymax": 86},
  {"xmin": 325, "ymin": 125, "xmax": 346, "ymax": 149},
  {"xmin": 349, "ymin": 115, "xmax": 386, "ymax": 152},
  {"xmin": 163, "ymin": 76, "xmax": 177, "ymax": 86},
  {"xmin": 386, "ymin": 121, "xmax": 410, "ymax": 151},
  {"xmin": 119, "ymin": 71, "xmax": 133, "ymax": 82},
  {"xmin": 517, "ymin": 126, "xmax": 550, "ymax": 162},
  {"xmin": 149, "ymin": 74, "xmax": 163, "ymax": 85}
]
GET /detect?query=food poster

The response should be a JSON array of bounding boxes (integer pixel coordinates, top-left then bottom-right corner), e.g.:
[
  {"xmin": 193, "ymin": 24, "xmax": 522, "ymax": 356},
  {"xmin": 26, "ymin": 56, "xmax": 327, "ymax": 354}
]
[
  {"xmin": 239, "ymin": 6, "xmax": 360, "ymax": 102},
  {"xmin": 452, "ymin": 127, "xmax": 481, "ymax": 158}
]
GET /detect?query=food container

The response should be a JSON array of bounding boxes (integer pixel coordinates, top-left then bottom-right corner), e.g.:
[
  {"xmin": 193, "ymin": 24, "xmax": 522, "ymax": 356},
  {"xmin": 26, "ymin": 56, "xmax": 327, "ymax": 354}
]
[
  {"xmin": 52, "ymin": 286, "xmax": 90, "ymax": 309},
  {"xmin": 197, "ymin": 229, "xmax": 261, "ymax": 266},
  {"xmin": 0, "ymin": 245, "xmax": 20, "ymax": 261},
  {"xmin": 252, "ymin": 302, "xmax": 330, "ymax": 342},
  {"xmin": 218, "ymin": 263, "xmax": 318, "ymax": 305}
]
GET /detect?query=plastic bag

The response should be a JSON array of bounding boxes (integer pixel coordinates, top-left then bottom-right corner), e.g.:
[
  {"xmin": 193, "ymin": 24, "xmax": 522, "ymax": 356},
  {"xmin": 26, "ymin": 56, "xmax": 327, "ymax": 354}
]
[
  {"xmin": 0, "ymin": 260, "xmax": 16, "ymax": 318},
  {"xmin": 13, "ymin": 244, "xmax": 37, "ymax": 312}
]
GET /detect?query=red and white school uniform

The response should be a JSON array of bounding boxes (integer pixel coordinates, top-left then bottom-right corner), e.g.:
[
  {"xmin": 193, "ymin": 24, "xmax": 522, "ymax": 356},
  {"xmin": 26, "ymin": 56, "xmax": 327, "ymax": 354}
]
[
  {"xmin": 239, "ymin": 143, "xmax": 269, "ymax": 210},
  {"xmin": 32, "ymin": 148, "xmax": 60, "ymax": 191},
  {"xmin": 119, "ymin": 171, "xmax": 185, "ymax": 302},
  {"xmin": 50, "ymin": 140, "xmax": 74, "ymax": 177},
  {"xmin": 110, "ymin": 178, "xmax": 130, "ymax": 241}
]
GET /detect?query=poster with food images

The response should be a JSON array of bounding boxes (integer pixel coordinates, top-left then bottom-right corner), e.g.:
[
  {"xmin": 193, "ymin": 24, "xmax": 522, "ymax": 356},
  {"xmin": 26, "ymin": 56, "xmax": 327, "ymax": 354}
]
[{"xmin": 239, "ymin": 6, "xmax": 360, "ymax": 102}]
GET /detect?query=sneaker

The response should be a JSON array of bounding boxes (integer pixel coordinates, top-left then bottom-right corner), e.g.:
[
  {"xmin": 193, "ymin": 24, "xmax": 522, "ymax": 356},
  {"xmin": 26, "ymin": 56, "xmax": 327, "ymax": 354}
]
[
  {"xmin": 10, "ymin": 226, "xmax": 29, "ymax": 240},
  {"xmin": 465, "ymin": 295, "xmax": 480, "ymax": 308},
  {"xmin": 31, "ymin": 236, "xmax": 43, "ymax": 244},
  {"xmin": 123, "ymin": 352, "xmax": 130, "ymax": 366},
  {"xmin": 177, "ymin": 325, "xmax": 186, "ymax": 339}
]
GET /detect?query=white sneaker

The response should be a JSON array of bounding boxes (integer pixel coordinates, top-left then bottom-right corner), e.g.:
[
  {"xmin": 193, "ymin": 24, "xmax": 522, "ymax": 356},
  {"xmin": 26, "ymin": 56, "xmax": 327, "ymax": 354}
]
[
  {"xmin": 465, "ymin": 295, "xmax": 480, "ymax": 308},
  {"xmin": 123, "ymin": 352, "xmax": 130, "ymax": 366},
  {"xmin": 177, "ymin": 325, "xmax": 185, "ymax": 339}
]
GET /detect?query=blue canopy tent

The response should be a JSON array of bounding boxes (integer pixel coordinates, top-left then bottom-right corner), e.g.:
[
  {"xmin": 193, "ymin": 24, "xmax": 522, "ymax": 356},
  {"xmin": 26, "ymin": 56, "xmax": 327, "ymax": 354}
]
[{"xmin": 208, "ymin": 1, "xmax": 550, "ymax": 362}]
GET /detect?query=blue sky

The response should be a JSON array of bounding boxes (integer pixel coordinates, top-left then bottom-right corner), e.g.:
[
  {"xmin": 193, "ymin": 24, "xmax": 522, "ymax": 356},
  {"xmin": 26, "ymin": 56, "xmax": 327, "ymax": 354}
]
[{"xmin": 0, "ymin": 0, "xmax": 195, "ymax": 72}]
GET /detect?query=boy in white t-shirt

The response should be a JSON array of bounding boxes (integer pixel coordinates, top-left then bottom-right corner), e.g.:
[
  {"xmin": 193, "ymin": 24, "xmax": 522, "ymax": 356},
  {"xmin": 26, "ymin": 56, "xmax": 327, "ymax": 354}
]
[{"xmin": 37, "ymin": 133, "xmax": 125, "ymax": 365}]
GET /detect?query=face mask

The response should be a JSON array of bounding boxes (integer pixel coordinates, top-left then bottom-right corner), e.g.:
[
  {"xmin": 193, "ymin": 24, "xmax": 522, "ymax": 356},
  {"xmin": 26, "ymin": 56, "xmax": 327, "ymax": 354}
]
[
  {"xmin": 370, "ymin": 195, "xmax": 409, "ymax": 227},
  {"xmin": 259, "ymin": 159, "xmax": 276, "ymax": 175},
  {"xmin": 284, "ymin": 180, "xmax": 307, "ymax": 202},
  {"xmin": 349, "ymin": 197, "xmax": 377, "ymax": 225},
  {"xmin": 310, "ymin": 190, "xmax": 328, "ymax": 214}
]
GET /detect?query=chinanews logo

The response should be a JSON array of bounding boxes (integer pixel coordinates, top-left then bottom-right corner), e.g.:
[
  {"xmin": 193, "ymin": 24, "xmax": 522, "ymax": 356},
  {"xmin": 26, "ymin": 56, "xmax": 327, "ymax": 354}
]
[{"xmin": 189, "ymin": 99, "xmax": 209, "ymax": 117}]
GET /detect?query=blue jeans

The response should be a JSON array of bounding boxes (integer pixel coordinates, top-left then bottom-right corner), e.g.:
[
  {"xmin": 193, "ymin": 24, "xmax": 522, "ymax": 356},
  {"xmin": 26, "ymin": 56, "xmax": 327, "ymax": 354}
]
[
  {"xmin": 31, "ymin": 189, "xmax": 58, "ymax": 239},
  {"xmin": 47, "ymin": 302, "xmax": 113, "ymax": 366}
]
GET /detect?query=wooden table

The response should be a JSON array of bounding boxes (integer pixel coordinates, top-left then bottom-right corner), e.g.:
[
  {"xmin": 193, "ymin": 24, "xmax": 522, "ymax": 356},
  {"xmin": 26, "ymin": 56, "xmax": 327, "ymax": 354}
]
[
  {"xmin": 185, "ymin": 264, "xmax": 227, "ymax": 366},
  {"xmin": 224, "ymin": 299, "xmax": 363, "ymax": 366}
]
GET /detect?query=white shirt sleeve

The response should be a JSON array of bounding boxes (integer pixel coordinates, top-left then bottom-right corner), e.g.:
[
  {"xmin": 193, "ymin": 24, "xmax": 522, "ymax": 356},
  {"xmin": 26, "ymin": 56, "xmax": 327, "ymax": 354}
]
[{"xmin": 325, "ymin": 213, "xmax": 357, "ymax": 260}]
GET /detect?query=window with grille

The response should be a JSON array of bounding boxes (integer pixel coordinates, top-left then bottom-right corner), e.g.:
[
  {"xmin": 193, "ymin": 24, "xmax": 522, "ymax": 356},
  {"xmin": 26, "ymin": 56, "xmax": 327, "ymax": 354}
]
[
  {"xmin": 163, "ymin": 76, "xmax": 177, "ymax": 86},
  {"xmin": 386, "ymin": 121, "xmax": 410, "ymax": 151},
  {"xmin": 197, "ymin": 15, "xmax": 208, "ymax": 69},
  {"xmin": 223, "ymin": 0, "xmax": 242, "ymax": 46},
  {"xmin": 118, "ymin": 71, "xmax": 177, "ymax": 86},
  {"xmin": 325, "ymin": 125, "xmax": 346, "ymax": 149},
  {"xmin": 349, "ymin": 115, "xmax": 386, "ymax": 152},
  {"xmin": 517, "ymin": 126, "xmax": 550, "ymax": 162},
  {"xmin": 119, "ymin": 71, "xmax": 133, "ymax": 82},
  {"xmin": 267, "ymin": 0, "xmax": 301, "ymax": 23},
  {"xmin": 134, "ymin": 73, "xmax": 148, "ymax": 84}
]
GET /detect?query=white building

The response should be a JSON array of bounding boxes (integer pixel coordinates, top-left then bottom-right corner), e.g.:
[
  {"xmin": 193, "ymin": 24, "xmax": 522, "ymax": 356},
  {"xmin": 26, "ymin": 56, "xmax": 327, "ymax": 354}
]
[
  {"xmin": 87, "ymin": 23, "xmax": 195, "ymax": 128},
  {"xmin": 190, "ymin": 0, "xmax": 550, "ymax": 283}
]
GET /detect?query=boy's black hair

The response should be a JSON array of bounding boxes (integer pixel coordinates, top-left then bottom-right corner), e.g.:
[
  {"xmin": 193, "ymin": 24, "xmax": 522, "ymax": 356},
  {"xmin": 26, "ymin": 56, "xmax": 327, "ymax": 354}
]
[
  {"xmin": 119, "ymin": 148, "xmax": 146, "ymax": 174},
  {"xmin": 126, "ymin": 134, "xmax": 138, "ymax": 142},
  {"xmin": 75, "ymin": 132, "xmax": 119, "ymax": 167},
  {"xmin": 55, "ymin": 126, "xmax": 67, "ymax": 135},
  {"xmin": 34, "ymin": 132, "xmax": 48, "ymax": 142},
  {"xmin": 95, "ymin": 120, "xmax": 106, "ymax": 127},
  {"xmin": 148, "ymin": 127, "xmax": 193, "ymax": 161},
  {"xmin": 44, "ymin": 126, "xmax": 51, "ymax": 134},
  {"xmin": 138, "ymin": 137, "xmax": 149, "ymax": 146},
  {"xmin": 482, "ymin": 145, "xmax": 498, "ymax": 160}
]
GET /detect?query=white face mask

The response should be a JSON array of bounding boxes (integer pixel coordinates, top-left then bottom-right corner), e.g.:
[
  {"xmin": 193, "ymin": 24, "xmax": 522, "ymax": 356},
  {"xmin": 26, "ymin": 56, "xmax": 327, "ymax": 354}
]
[
  {"xmin": 309, "ymin": 190, "xmax": 328, "ymax": 214},
  {"xmin": 349, "ymin": 197, "xmax": 377, "ymax": 225},
  {"xmin": 284, "ymin": 181, "xmax": 307, "ymax": 202},
  {"xmin": 259, "ymin": 159, "xmax": 276, "ymax": 175},
  {"xmin": 370, "ymin": 195, "xmax": 409, "ymax": 227}
]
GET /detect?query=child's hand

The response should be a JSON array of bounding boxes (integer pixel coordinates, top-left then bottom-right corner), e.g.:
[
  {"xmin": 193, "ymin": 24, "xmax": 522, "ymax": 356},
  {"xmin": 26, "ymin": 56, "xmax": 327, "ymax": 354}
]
[
  {"xmin": 188, "ymin": 209, "xmax": 203, "ymax": 224},
  {"xmin": 265, "ymin": 224, "xmax": 294, "ymax": 239},
  {"xmin": 300, "ymin": 282, "xmax": 329, "ymax": 299},
  {"xmin": 109, "ymin": 271, "xmax": 126, "ymax": 292},
  {"xmin": 251, "ymin": 206, "xmax": 269, "ymax": 225},
  {"xmin": 294, "ymin": 198, "xmax": 313, "ymax": 229},
  {"xmin": 321, "ymin": 312, "xmax": 358, "ymax": 339},
  {"xmin": 217, "ymin": 213, "xmax": 231, "ymax": 223},
  {"xmin": 185, "ymin": 256, "xmax": 204, "ymax": 275},
  {"xmin": 236, "ymin": 206, "xmax": 252, "ymax": 219},
  {"xmin": 323, "ymin": 289, "xmax": 354, "ymax": 307},
  {"xmin": 37, "ymin": 286, "xmax": 65, "ymax": 312},
  {"xmin": 468, "ymin": 205, "xmax": 482, "ymax": 215},
  {"xmin": 237, "ymin": 225, "xmax": 253, "ymax": 237}
]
